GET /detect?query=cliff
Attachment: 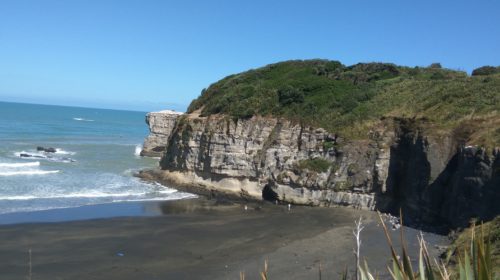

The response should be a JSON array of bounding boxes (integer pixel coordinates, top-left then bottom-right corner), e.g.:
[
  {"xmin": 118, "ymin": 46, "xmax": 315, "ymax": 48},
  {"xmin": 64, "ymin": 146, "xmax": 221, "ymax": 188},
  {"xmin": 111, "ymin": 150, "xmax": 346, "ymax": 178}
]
[
  {"xmin": 140, "ymin": 110, "xmax": 183, "ymax": 157},
  {"xmin": 139, "ymin": 112, "xmax": 498, "ymax": 229},
  {"xmin": 140, "ymin": 60, "xmax": 500, "ymax": 230}
]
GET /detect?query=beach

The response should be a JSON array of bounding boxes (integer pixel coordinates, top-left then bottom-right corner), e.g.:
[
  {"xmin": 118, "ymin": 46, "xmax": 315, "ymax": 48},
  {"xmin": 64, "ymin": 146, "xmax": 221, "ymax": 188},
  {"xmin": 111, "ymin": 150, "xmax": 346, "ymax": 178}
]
[{"xmin": 0, "ymin": 198, "xmax": 448, "ymax": 280}]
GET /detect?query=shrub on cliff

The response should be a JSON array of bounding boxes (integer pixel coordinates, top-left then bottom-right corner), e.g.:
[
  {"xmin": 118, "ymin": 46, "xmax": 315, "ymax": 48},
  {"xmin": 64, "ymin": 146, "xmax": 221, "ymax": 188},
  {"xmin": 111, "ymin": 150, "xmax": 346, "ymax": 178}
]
[
  {"xmin": 429, "ymin": 62, "xmax": 443, "ymax": 69},
  {"xmin": 472, "ymin": 66, "xmax": 500, "ymax": 76},
  {"xmin": 188, "ymin": 59, "xmax": 500, "ymax": 146},
  {"xmin": 278, "ymin": 86, "xmax": 304, "ymax": 106},
  {"xmin": 297, "ymin": 158, "xmax": 331, "ymax": 173}
]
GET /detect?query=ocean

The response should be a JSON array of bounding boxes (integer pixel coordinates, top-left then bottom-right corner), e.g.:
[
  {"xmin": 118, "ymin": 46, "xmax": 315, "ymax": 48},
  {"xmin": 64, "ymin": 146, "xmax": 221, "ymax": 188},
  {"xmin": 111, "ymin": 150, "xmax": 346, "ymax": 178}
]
[{"xmin": 0, "ymin": 101, "xmax": 194, "ymax": 221}]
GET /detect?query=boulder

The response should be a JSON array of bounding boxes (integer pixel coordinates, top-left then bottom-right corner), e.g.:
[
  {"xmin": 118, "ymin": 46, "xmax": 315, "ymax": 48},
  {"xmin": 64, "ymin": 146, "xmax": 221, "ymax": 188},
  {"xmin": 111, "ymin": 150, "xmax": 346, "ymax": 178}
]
[{"xmin": 37, "ymin": 146, "xmax": 57, "ymax": 153}]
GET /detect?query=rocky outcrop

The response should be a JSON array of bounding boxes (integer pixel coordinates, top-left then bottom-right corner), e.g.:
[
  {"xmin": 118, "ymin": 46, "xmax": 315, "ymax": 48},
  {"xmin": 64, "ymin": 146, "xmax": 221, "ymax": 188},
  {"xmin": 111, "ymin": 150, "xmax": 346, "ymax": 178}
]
[
  {"xmin": 37, "ymin": 146, "xmax": 57, "ymax": 153},
  {"xmin": 425, "ymin": 147, "xmax": 500, "ymax": 228},
  {"xmin": 140, "ymin": 113, "xmax": 499, "ymax": 229},
  {"xmin": 140, "ymin": 110, "xmax": 183, "ymax": 157},
  {"xmin": 158, "ymin": 114, "xmax": 379, "ymax": 210}
]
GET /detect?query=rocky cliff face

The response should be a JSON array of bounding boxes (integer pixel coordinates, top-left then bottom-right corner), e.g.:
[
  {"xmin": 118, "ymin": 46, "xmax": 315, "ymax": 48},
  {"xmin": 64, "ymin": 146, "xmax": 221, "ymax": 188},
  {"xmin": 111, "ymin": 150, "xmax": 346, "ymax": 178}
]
[
  {"xmin": 140, "ymin": 110, "xmax": 183, "ymax": 157},
  {"xmin": 141, "ymin": 112, "xmax": 499, "ymax": 229},
  {"xmin": 158, "ymin": 114, "xmax": 378, "ymax": 210}
]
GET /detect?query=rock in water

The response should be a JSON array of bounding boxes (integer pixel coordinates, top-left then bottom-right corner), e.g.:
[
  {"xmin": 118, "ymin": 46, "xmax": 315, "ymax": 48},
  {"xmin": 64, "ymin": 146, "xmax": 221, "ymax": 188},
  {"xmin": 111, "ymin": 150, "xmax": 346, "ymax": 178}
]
[
  {"xmin": 37, "ymin": 146, "xmax": 57, "ymax": 153},
  {"xmin": 20, "ymin": 153, "xmax": 46, "ymax": 159}
]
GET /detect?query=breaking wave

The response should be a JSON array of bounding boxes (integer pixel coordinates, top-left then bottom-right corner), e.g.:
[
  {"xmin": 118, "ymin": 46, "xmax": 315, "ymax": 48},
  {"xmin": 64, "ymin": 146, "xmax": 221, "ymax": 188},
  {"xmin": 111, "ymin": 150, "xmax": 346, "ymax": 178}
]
[
  {"xmin": 0, "ymin": 171, "xmax": 196, "ymax": 214},
  {"xmin": 14, "ymin": 151, "xmax": 76, "ymax": 163},
  {"xmin": 0, "ymin": 162, "xmax": 40, "ymax": 168},
  {"xmin": 0, "ymin": 160, "xmax": 59, "ymax": 176},
  {"xmin": 134, "ymin": 144, "xmax": 142, "ymax": 156},
  {"xmin": 73, "ymin": 117, "xmax": 94, "ymax": 122},
  {"xmin": 0, "ymin": 170, "xmax": 60, "ymax": 176},
  {"xmin": 54, "ymin": 149, "xmax": 76, "ymax": 155},
  {"xmin": 0, "ymin": 188, "xmax": 187, "ymax": 201}
]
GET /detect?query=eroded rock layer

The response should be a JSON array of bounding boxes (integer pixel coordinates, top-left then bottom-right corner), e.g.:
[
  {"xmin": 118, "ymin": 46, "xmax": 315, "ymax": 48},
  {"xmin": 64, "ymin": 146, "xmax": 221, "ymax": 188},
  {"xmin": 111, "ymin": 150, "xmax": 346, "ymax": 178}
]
[
  {"xmin": 140, "ymin": 110, "xmax": 183, "ymax": 157},
  {"xmin": 141, "ymin": 112, "xmax": 499, "ymax": 229}
]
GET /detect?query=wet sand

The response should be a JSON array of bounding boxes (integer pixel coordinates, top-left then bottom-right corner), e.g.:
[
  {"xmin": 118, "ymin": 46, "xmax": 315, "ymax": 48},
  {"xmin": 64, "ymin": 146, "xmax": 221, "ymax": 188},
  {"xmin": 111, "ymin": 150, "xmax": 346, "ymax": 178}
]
[{"xmin": 0, "ymin": 198, "xmax": 448, "ymax": 280}]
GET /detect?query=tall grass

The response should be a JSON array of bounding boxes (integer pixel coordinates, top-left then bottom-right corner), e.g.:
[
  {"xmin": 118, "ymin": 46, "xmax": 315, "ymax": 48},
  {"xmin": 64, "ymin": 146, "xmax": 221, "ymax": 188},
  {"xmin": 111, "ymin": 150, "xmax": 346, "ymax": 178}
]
[{"xmin": 358, "ymin": 213, "xmax": 494, "ymax": 280}]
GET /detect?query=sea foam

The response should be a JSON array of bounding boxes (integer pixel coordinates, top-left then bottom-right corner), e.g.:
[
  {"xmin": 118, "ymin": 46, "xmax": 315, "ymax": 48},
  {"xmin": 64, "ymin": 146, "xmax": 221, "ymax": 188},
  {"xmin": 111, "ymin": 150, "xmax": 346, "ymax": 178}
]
[
  {"xmin": 14, "ymin": 151, "xmax": 76, "ymax": 163},
  {"xmin": 134, "ymin": 144, "xmax": 142, "ymax": 156},
  {"xmin": 113, "ymin": 193, "xmax": 196, "ymax": 203},
  {"xmin": 0, "ymin": 170, "xmax": 60, "ymax": 176},
  {"xmin": 0, "ymin": 187, "xmax": 194, "ymax": 202},
  {"xmin": 55, "ymin": 149, "xmax": 76, "ymax": 155},
  {"xmin": 73, "ymin": 117, "xmax": 94, "ymax": 122},
  {"xmin": 0, "ymin": 161, "xmax": 40, "ymax": 168},
  {"xmin": 0, "ymin": 191, "xmax": 146, "ymax": 200}
]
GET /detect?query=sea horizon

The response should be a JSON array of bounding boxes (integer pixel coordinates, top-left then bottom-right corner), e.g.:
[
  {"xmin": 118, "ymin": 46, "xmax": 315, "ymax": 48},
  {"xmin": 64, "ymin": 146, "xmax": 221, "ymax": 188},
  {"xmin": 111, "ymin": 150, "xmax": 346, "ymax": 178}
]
[{"xmin": 0, "ymin": 100, "xmax": 151, "ymax": 114}]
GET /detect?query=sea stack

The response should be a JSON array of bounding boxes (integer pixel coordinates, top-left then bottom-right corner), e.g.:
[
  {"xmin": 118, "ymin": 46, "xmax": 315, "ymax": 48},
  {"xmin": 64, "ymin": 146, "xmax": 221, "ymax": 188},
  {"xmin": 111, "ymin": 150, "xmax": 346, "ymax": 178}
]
[{"xmin": 140, "ymin": 110, "xmax": 183, "ymax": 157}]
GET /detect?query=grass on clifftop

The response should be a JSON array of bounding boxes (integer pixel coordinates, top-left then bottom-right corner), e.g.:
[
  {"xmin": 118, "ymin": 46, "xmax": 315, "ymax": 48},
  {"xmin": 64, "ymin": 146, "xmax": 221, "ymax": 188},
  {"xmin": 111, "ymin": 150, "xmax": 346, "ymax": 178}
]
[{"xmin": 188, "ymin": 60, "xmax": 500, "ymax": 147}]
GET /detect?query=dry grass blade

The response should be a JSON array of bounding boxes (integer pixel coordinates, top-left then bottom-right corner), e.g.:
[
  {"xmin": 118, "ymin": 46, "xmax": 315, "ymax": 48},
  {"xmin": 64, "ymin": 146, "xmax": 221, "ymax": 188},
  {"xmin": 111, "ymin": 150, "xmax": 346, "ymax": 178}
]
[
  {"xmin": 434, "ymin": 259, "xmax": 451, "ymax": 280},
  {"xmin": 260, "ymin": 260, "xmax": 269, "ymax": 280},
  {"xmin": 377, "ymin": 212, "xmax": 404, "ymax": 273},
  {"xmin": 418, "ymin": 233, "xmax": 435, "ymax": 280},
  {"xmin": 359, "ymin": 261, "xmax": 376, "ymax": 280}
]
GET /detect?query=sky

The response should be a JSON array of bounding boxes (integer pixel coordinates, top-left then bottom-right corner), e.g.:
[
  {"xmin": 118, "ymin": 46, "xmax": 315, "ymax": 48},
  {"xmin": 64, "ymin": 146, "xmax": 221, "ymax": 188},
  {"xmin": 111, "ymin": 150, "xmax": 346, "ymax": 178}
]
[{"xmin": 1, "ymin": 0, "xmax": 499, "ymax": 112}]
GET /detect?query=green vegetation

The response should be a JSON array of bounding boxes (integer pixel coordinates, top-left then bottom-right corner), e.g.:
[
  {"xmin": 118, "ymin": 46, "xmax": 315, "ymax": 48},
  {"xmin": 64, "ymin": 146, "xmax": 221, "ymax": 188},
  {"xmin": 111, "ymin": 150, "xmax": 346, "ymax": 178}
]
[
  {"xmin": 322, "ymin": 140, "xmax": 336, "ymax": 150},
  {"xmin": 472, "ymin": 66, "xmax": 500, "ymax": 76},
  {"xmin": 446, "ymin": 217, "xmax": 500, "ymax": 276},
  {"xmin": 187, "ymin": 60, "xmax": 500, "ymax": 146},
  {"xmin": 297, "ymin": 158, "xmax": 331, "ymax": 173}
]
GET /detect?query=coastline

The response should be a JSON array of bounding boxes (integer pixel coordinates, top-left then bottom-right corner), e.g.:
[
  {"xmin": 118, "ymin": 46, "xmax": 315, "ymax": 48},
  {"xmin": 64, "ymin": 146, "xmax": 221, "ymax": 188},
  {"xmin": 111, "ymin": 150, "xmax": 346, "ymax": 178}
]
[
  {"xmin": 0, "ymin": 198, "xmax": 448, "ymax": 280},
  {"xmin": 0, "ymin": 199, "xmax": 197, "ymax": 225}
]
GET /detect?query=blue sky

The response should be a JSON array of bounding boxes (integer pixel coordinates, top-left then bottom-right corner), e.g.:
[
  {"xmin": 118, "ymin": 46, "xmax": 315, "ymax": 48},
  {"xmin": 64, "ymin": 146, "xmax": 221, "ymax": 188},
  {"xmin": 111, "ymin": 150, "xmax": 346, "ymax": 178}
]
[{"xmin": 1, "ymin": 0, "xmax": 499, "ymax": 112}]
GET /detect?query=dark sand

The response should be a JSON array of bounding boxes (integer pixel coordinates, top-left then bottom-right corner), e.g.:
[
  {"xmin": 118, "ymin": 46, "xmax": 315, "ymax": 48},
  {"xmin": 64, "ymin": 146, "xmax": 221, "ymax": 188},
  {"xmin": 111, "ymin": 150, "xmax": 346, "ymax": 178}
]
[{"xmin": 0, "ymin": 198, "xmax": 448, "ymax": 280}]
